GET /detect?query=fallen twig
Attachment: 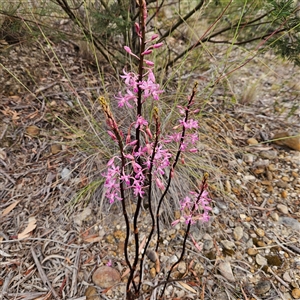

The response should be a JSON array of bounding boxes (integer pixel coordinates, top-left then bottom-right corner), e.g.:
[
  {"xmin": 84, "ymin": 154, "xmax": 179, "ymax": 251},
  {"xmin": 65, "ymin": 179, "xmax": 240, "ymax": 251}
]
[
  {"xmin": 31, "ymin": 246, "xmax": 60, "ymax": 299},
  {"xmin": 70, "ymin": 248, "xmax": 81, "ymax": 297}
]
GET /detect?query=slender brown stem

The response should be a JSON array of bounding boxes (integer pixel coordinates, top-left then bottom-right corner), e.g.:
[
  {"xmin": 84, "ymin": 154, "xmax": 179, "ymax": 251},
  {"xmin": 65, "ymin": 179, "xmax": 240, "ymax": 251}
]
[
  {"xmin": 160, "ymin": 176, "xmax": 208, "ymax": 298},
  {"xmin": 126, "ymin": 0, "xmax": 147, "ymax": 296},
  {"xmin": 137, "ymin": 109, "xmax": 160, "ymax": 292},
  {"xmin": 155, "ymin": 83, "xmax": 198, "ymax": 253}
]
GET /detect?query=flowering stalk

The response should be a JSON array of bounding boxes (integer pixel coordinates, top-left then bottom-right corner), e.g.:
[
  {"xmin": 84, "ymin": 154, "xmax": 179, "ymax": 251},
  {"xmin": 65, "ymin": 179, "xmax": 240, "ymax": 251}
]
[
  {"xmin": 155, "ymin": 83, "xmax": 198, "ymax": 252},
  {"xmin": 99, "ymin": 1, "xmax": 211, "ymax": 299},
  {"xmin": 160, "ymin": 174, "xmax": 211, "ymax": 297}
]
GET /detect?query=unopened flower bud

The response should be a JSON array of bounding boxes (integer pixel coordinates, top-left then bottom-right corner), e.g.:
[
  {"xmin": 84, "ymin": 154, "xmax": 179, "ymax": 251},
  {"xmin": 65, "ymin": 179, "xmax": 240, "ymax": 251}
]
[
  {"xmin": 145, "ymin": 127, "xmax": 153, "ymax": 139},
  {"xmin": 135, "ymin": 23, "xmax": 140, "ymax": 34},
  {"xmin": 153, "ymin": 42, "xmax": 163, "ymax": 49},
  {"xmin": 151, "ymin": 34, "xmax": 159, "ymax": 40},
  {"xmin": 141, "ymin": 49, "xmax": 152, "ymax": 55},
  {"xmin": 145, "ymin": 60, "xmax": 154, "ymax": 66},
  {"xmin": 156, "ymin": 178, "xmax": 165, "ymax": 190},
  {"xmin": 124, "ymin": 46, "xmax": 132, "ymax": 54}
]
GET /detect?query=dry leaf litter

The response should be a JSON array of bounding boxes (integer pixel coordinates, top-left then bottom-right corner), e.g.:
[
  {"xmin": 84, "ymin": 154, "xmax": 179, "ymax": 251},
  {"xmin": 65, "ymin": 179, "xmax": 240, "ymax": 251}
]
[{"xmin": 0, "ymin": 36, "xmax": 300, "ymax": 300}]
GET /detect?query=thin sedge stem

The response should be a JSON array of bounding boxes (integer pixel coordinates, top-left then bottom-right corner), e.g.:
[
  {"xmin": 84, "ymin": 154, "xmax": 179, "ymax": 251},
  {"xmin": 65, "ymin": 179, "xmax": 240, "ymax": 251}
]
[
  {"xmin": 155, "ymin": 83, "xmax": 198, "ymax": 253},
  {"xmin": 160, "ymin": 176, "xmax": 208, "ymax": 298},
  {"xmin": 157, "ymin": 0, "xmax": 205, "ymax": 43}
]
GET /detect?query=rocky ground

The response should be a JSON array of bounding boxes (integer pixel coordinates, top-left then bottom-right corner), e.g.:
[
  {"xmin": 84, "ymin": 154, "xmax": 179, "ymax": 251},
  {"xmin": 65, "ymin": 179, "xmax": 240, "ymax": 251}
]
[{"xmin": 0, "ymin": 35, "xmax": 300, "ymax": 300}]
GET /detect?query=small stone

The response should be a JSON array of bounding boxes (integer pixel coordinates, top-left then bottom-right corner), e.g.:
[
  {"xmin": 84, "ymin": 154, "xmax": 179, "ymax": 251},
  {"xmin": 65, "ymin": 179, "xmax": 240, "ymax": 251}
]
[
  {"xmin": 272, "ymin": 132, "xmax": 300, "ymax": 151},
  {"xmin": 150, "ymin": 267, "xmax": 156, "ymax": 278},
  {"xmin": 292, "ymin": 288, "xmax": 300, "ymax": 299},
  {"xmin": 92, "ymin": 266, "xmax": 121, "ymax": 288},
  {"xmin": 260, "ymin": 150, "xmax": 278, "ymax": 159},
  {"xmin": 254, "ymin": 168, "xmax": 265, "ymax": 175},
  {"xmin": 270, "ymin": 212, "xmax": 279, "ymax": 221},
  {"xmin": 177, "ymin": 261, "xmax": 187, "ymax": 274},
  {"xmin": 203, "ymin": 239, "xmax": 214, "ymax": 251},
  {"xmin": 244, "ymin": 153, "xmax": 255, "ymax": 163},
  {"xmin": 50, "ymin": 144, "xmax": 62, "ymax": 154},
  {"xmin": 240, "ymin": 214, "xmax": 247, "ymax": 220},
  {"xmin": 247, "ymin": 248, "xmax": 258, "ymax": 256},
  {"xmin": 281, "ymin": 190, "xmax": 288, "ymax": 198},
  {"xmin": 291, "ymin": 171, "xmax": 298, "ymax": 178},
  {"xmin": 256, "ymin": 254, "xmax": 267, "ymax": 266},
  {"xmin": 279, "ymin": 217, "xmax": 300, "ymax": 230},
  {"xmin": 282, "ymin": 176, "xmax": 290, "ymax": 182},
  {"xmin": 233, "ymin": 226, "xmax": 243, "ymax": 241},
  {"xmin": 25, "ymin": 125, "xmax": 40, "ymax": 137},
  {"xmin": 276, "ymin": 180, "xmax": 289, "ymax": 188},
  {"xmin": 247, "ymin": 138, "xmax": 259, "ymax": 145},
  {"xmin": 221, "ymin": 240, "xmax": 235, "ymax": 250},
  {"xmin": 61, "ymin": 167, "xmax": 71, "ymax": 180},
  {"xmin": 261, "ymin": 180, "xmax": 272, "ymax": 186},
  {"xmin": 283, "ymin": 271, "xmax": 293, "ymax": 282},
  {"xmin": 255, "ymin": 228, "xmax": 265, "ymax": 237},
  {"xmin": 146, "ymin": 250, "xmax": 158, "ymax": 262},
  {"xmin": 268, "ymin": 164, "xmax": 277, "ymax": 171},
  {"xmin": 225, "ymin": 180, "xmax": 231, "ymax": 193},
  {"xmin": 277, "ymin": 204, "xmax": 289, "ymax": 214},
  {"xmin": 85, "ymin": 286, "xmax": 100, "ymax": 300},
  {"xmin": 257, "ymin": 241, "xmax": 266, "ymax": 247},
  {"xmin": 255, "ymin": 280, "xmax": 271, "ymax": 295},
  {"xmin": 244, "ymin": 175, "xmax": 256, "ymax": 181},
  {"xmin": 218, "ymin": 261, "xmax": 235, "ymax": 282}
]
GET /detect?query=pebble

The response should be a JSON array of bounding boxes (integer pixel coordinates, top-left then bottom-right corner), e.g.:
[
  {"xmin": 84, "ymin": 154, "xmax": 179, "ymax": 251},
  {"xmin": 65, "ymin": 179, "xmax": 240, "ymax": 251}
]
[
  {"xmin": 61, "ymin": 167, "xmax": 71, "ymax": 180},
  {"xmin": 283, "ymin": 271, "xmax": 293, "ymax": 282},
  {"xmin": 218, "ymin": 261, "xmax": 235, "ymax": 282},
  {"xmin": 247, "ymin": 138, "xmax": 259, "ymax": 145},
  {"xmin": 268, "ymin": 164, "xmax": 277, "ymax": 171},
  {"xmin": 247, "ymin": 248, "xmax": 258, "ymax": 256},
  {"xmin": 92, "ymin": 266, "xmax": 121, "ymax": 288},
  {"xmin": 225, "ymin": 180, "xmax": 231, "ymax": 193},
  {"xmin": 220, "ymin": 240, "xmax": 235, "ymax": 250},
  {"xmin": 278, "ymin": 217, "xmax": 300, "ymax": 230},
  {"xmin": 25, "ymin": 125, "xmax": 40, "ymax": 137},
  {"xmin": 281, "ymin": 190, "xmax": 288, "ymax": 198},
  {"xmin": 85, "ymin": 286, "xmax": 101, "ymax": 300},
  {"xmin": 292, "ymin": 288, "xmax": 300, "ymax": 299},
  {"xmin": 272, "ymin": 132, "xmax": 300, "ymax": 151},
  {"xmin": 150, "ymin": 267, "xmax": 156, "ymax": 278},
  {"xmin": 256, "ymin": 254, "xmax": 267, "ymax": 266},
  {"xmin": 277, "ymin": 204, "xmax": 289, "ymax": 214},
  {"xmin": 51, "ymin": 144, "xmax": 62, "ymax": 154},
  {"xmin": 260, "ymin": 150, "xmax": 278, "ymax": 159},
  {"xmin": 244, "ymin": 153, "xmax": 255, "ymax": 163},
  {"xmin": 255, "ymin": 228, "xmax": 265, "ymax": 237},
  {"xmin": 203, "ymin": 239, "xmax": 214, "ymax": 251},
  {"xmin": 257, "ymin": 241, "xmax": 266, "ymax": 247},
  {"xmin": 244, "ymin": 175, "xmax": 256, "ymax": 181},
  {"xmin": 270, "ymin": 212, "xmax": 279, "ymax": 221},
  {"xmin": 255, "ymin": 280, "xmax": 271, "ymax": 295},
  {"xmin": 276, "ymin": 180, "xmax": 289, "ymax": 188},
  {"xmin": 146, "ymin": 250, "xmax": 158, "ymax": 262},
  {"xmin": 233, "ymin": 226, "xmax": 243, "ymax": 241},
  {"xmin": 177, "ymin": 261, "xmax": 187, "ymax": 274}
]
